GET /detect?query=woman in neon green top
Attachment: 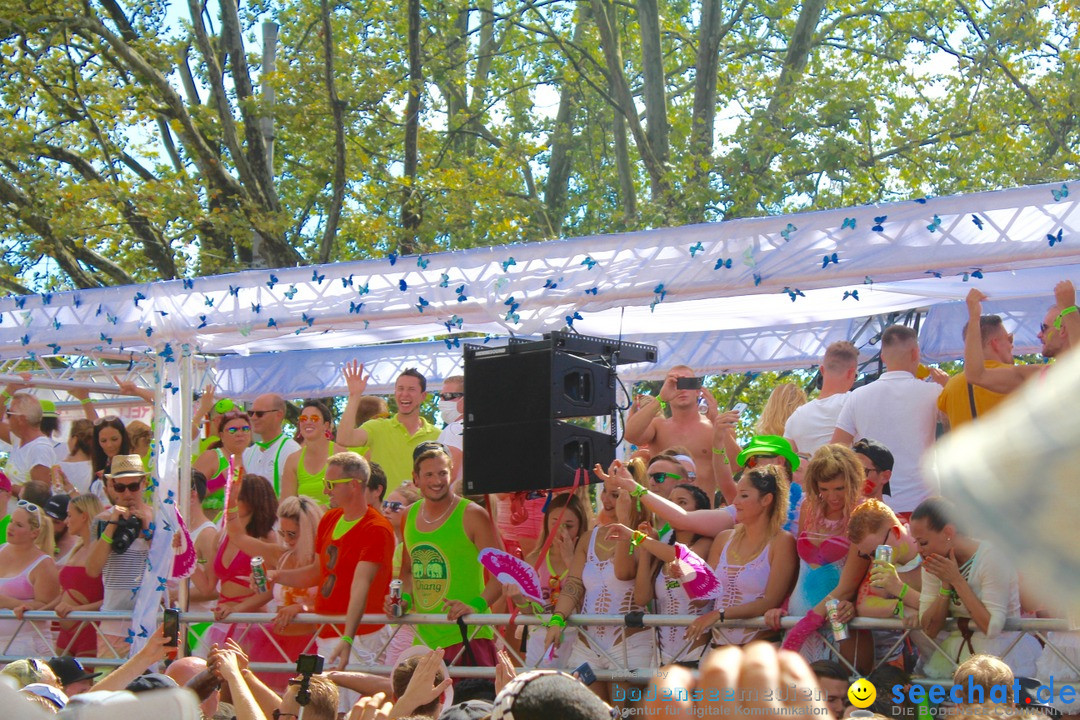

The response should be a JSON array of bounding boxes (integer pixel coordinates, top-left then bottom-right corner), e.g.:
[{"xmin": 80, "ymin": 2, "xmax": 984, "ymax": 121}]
[{"xmin": 280, "ymin": 401, "xmax": 346, "ymax": 504}]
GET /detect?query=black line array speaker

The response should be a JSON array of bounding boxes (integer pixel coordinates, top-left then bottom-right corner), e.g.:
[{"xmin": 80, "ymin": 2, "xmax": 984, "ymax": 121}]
[{"xmin": 462, "ymin": 342, "xmax": 617, "ymax": 494}]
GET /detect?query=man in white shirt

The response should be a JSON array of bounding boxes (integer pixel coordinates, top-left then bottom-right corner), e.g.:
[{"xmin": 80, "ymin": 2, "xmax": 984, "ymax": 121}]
[
  {"xmin": 242, "ymin": 393, "xmax": 299, "ymax": 496},
  {"xmin": 831, "ymin": 325, "xmax": 947, "ymax": 518},
  {"xmin": 784, "ymin": 340, "xmax": 858, "ymax": 456},
  {"xmin": 5, "ymin": 394, "xmax": 56, "ymax": 496},
  {"xmin": 436, "ymin": 375, "xmax": 464, "ymax": 483}
]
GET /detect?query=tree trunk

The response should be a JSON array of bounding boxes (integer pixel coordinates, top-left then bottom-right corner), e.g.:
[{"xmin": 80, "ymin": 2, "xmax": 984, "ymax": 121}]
[
  {"xmin": 637, "ymin": 0, "xmax": 668, "ymax": 168},
  {"xmin": 318, "ymin": 0, "xmax": 347, "ymax": 264},
  {"xmin": 613, "ymin": 109, "xmax": 637, "ymax": 222},
  {"xmin": 401, "ymin": 0, "xmax": 423, "ymax": 253}
]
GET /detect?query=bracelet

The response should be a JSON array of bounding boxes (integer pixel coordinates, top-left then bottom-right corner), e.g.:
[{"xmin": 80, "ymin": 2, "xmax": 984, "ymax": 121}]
[
  {"xmin": 545, "ymin": 614, "xmax": 567, "ymax": 628},
  {"xmin": 658, "ymin": 400, "xmax": 668, "ymax": 413},
  {"xmin": 898, "ymin": 583, "xmax": 910, "ymax": 602},
  {"xmin": 101, "ymin": 533, "xmax": 113, "ymax": 545},
  {"xmin": 1055, "ymin": 306, "xmax": 1078, "ymax": 329},
  {"xmin": 629, "ymin": 484, "xmax": 648, "ymax": 511},
  {"xmin": 629, "ymin": 530, "xmax": 646, "ymax": 554},
  {"xmin": 938, "ymin": 586, "xmax": 952, "ymax": 597},
  {"xmin": 341, "ymin": 636, "xmax": 354, "ymax": 646},
  {"xmin": 718, "ymin": 609, "xmax": 726, "ymax": 624},
  {"xmin": 893, "ymin": 599, "xmax": 905, "ymax": 618},
  {"xmin": 79, "ymin": 397, "xmax": 92, "ymax": 405}
]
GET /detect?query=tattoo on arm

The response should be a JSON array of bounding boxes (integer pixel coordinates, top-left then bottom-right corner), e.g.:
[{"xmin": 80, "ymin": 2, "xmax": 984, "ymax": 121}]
[{"xmin": 560, "ymin": 577, "xmax": 585, "ymax": 610}]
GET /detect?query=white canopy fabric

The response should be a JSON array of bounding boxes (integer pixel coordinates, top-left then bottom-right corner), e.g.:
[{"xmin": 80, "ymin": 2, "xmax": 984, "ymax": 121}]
[{"xmin": 1, "ymin": 179, "xmax": 1076, "ymax": 393}]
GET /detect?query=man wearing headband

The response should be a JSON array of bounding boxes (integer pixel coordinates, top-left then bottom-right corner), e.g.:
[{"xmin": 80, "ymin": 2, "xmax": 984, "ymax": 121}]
[{"xmin": 625, "ymin": 365, "xmax": 726, "ymax": 499}]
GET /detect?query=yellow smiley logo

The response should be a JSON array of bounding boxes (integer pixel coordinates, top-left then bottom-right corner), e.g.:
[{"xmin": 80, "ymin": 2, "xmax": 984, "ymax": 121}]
[{"xmin": 848, "ymin": 678, "xmax": 877, "ymax": 709}]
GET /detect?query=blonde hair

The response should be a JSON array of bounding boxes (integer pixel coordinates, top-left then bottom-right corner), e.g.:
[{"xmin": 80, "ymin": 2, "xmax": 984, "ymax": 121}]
[
  {"xmin": 801, "ymin": 444, "xmax": 864, "ymax": 532},
  {"xmin": 755, "ymin": 383, "xmax": 807, "ymax": 436},
  {"xmin": 953, "ymin": 654, "xmax": 1013, "ymax": 693},
  {"xmin": 127, "ymin": 420, "xmax": 153, "ymax": 449},
  {"xmin": 68, "ymin": 493, "xmax": 105, "ymax": 554},
  {"xmin": 18, "ymin": 503, "xmax": 55, "ymax": 555},
  {"xmin": 621, "ymin": 457, "xmax": 650, "ymax": 529},
  {"xmin": 848, "ymin": 498, "xmax": 898, "ymax": 543},
  {"xmin": 277, "ymin": 495, "xmax": 325, "ymax": 566}
]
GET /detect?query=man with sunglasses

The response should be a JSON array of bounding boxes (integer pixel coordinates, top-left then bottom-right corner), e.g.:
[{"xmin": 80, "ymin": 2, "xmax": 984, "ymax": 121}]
[
  {"xmin": 242, "ymin": 393, "xmax": 299, "ymax": 496},
  {"xmin": 963, "ymin": 282, "xmax": 1077, "ymax": 396},
  {"xmin": 338, "ymin": 362, "xmax": 441, "ymax": 493},
  {"xmin": 436, "ymin": 375, "xmax": 465, "ymax": 483},
  {"xmin": 272, "ymin": 452, "xmax": 394, "ymax": 711},
  {"xmin": 86, "ymin": 453, "xmax": 155, "ymax": 659},
  {"xmin": 2, "ymin": 393, "xmax": 56, "ymax": 496}
]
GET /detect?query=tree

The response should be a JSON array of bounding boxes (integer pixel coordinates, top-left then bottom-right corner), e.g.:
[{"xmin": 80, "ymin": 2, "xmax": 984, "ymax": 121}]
[{"xmin": 0, "ymin": 0, "xmax": 1076, "ymax": 292}]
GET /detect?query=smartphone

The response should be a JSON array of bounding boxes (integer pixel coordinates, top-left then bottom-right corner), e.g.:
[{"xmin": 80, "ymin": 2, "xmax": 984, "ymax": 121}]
[
  {"xmin": 573, "ymin": 661, "xmax": 597, "ymax": 686},
  {"xmin": 296, "ymin": 654, "xmax": 325, "ymax": 676},
  {"xmin": 731, "ymin": 402, "xmax": 748, "ymax": 415},
  {"xmin": 163, "ymin": 608, "xmax": 180, "ymax": 648},
  {"xmin": 676, "ymin": 377, "xmax": 704, "ymax": 390}
]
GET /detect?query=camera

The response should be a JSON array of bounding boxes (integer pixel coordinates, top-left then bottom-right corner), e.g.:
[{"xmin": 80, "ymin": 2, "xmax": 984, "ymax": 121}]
[
  {"xmin": 296, "ymin": 654, "xmax": 324, "ymax": 676},
  {"xmin": 110, "ymin": 514, "xmax": 144, "ymax": 553},
  {"xmin": 675, "ymin": 377, "xmax": 703, "ymax": 390}
]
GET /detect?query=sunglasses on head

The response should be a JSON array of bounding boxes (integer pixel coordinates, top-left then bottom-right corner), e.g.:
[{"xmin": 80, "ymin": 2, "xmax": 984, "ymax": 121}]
[
  {"xmin": 382, "ymin": 500, "xmax": 404, "ymax": 512},
  {"xmin": 112, "ymin": 479, "xmax": 144, "ymax": 493},
  {"xmin": 649, "ymin": 471, "xmax": 682, "ymax": 484},
  {"xmin": 94, "ymin": 415, "xmax": 122, "ymax": 426},
  {"xmin": 297, "ymin": 414, "xmax": 325, "ymax": 424},
  {"xmin": 17, "ymin": 499, "xmax": 41, "ymax": 513},
  {"xmin": 438, "ymin": 391, "xmax": 464, "ymax": 401}
]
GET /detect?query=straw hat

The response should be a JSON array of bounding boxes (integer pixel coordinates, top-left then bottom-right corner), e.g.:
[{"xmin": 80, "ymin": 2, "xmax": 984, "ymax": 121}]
[{"xmin": 106, "ymin": 454, "xmax": 148, "ymax": 479}]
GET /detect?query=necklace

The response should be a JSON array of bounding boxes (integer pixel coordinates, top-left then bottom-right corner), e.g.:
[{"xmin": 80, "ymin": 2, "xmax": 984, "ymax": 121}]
[{"xmin": 421, "ymin": 499, "xmax": 455, "ymax": 525}]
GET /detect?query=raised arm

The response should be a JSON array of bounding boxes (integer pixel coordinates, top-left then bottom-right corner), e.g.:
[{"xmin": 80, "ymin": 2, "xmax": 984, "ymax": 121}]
[
  {"xmin": 711, "ymin": 411, "xmax": 739, "ymax": 504},
  {"xmin": 335, "ymin": 360, "xmax": 372, "ymax": 447},
  {"xmin": 1055, "ymin": 279, "xmax": 1078, "ymax": 353},
  {"xmin": 599, "ymin": 460, "xmax": 734, "ymax": 538},
  {"xmin": 624, "ymin": 395, "xmax": 662, "ymax": 447},
  {"xmin": 963, "ymin": 288, "xmax": 1039, "ymax": 393}
]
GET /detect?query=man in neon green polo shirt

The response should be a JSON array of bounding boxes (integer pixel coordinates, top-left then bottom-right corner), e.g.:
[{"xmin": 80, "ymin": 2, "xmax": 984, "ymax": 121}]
[{"xmin": 338, "ymin": 363, "xmax": 441, "ymax": 492}]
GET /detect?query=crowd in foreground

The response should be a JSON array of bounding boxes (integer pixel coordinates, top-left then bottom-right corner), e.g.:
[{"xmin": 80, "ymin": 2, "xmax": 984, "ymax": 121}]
[{"xmin": 0, "ymin": 281, "xmax": 1076, "ymax": 719}]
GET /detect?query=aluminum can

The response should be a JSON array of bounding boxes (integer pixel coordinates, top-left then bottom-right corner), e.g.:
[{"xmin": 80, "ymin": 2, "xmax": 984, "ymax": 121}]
[
  {"xmin": 390, "ymin": 579, "xmax": 405, "ymax": 618},
  {"xmin": 825, "ymin": 597, "xmax": 848, "ymax": 641},
  {"xmin": 875, "ymin": 545, "xmax": 894, "ymax": 565},
  {"xmin": 251, "ymin": 556, "xmax": 268, "ymax": 593}
]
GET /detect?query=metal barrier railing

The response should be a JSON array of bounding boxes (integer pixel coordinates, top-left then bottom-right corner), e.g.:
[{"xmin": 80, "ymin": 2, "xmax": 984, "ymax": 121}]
[{"xmin": 1, "ymin": 610, "xmax": 1074, "ymax": 684}]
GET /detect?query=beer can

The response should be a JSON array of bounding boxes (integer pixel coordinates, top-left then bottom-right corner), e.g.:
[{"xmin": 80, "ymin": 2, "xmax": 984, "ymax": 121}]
[
  {"xmin": 825, "ymin": 597, "xmax": 848, "ymax": 641},
  {"xmin": 875, "ymin": 545, "xmax": 894, "ymax": 565},
  {"xmin": 251, "ymin": 556, "xmax": 268, "ymax": 593},
  {"xmin": 390, "ymin": 579, "xmax": 404, "ymax": 618}
]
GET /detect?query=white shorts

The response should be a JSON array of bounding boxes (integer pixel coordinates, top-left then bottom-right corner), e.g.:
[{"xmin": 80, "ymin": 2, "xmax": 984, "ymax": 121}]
[
  {"xmin": 316, "ymin": 627, "xmax": 390, "ymax": 714},
  {"xmin": 566, "ymin": 628, "xmax": 654, "ymax": 674}
]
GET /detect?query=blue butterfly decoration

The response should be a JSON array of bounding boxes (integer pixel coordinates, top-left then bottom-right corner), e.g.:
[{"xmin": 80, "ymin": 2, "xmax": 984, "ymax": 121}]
[
  {"xmin": 267, "ymin": 318, "xmax": 277, "ymax": 328},
  {"xmin": 395, "ymin": 279, "xmax": 406, "ymax": 292},
  {"xmin": 14, "ymin": 297, "xmax": 25, "ymax": 309},
  {"xmin": 388, "ymin": 251, "xmax": 398, "ymax": 266},
  {"xmin": 927, "ymin": 214, "xmax": 942, "ymax": 232},
  {"xmin": 501, "ymin": 257, "xmax": 517, "ymax": 271},
  {"xmin": 183, "ymin": 279, "xmax": 194, "ymax": 290},
  {"xmin": 197, "ymin": 315, "xmax": 208, "ymax": 329},
  {"xmin": 251, "ymin": 303, "xmax": 261, "ymax": 314},
  {"xmin": 204, "ymin": 296, "xmax": 215, "ymax": 307},
  {"xmin": 714, "ymin": 258, "xmax": 732, "ymax": 270},
  {"xmin": 47, "ymin": 343, "xmax": 61, "ymax": 354},
  {"xmin": 843, "ymin": 290, "xmax": 860, "ymax": 301},
  {"xmin": 41, "ymin": 292, "xmax": 53, "ymax": 305},
  {"xmin": 145, "ymin": 327, "xmax": 153, "ymax": 337},
  {"xmin": 841, "ymin": 217, "xmax": 856, "ymax": 230},
  {"xmin": 783, "ymin": 287, "xmax": 805, "ymax": 302},
  {"xmin": 969, "ymin": 268, "xmax": 984, "ymax": 280},
  {"xmin": 822, "ymin": 253, "xmax": 839, "ymax": 268},
  {"xmin": 864, "ymin": 276, "xmax": 873, "ymax": 286},
  {"xmin": 653, "ymin": 284, "xmax": 667, "ymax": 302},
  {"xmin": 971, "ymin": 215, "xmax": 984, "ymax": 230},
  {"xmin": 157, "ymin": 311, "xmax": 169, "ymax": 317},
  {"xmin": 543, "ymin": 279, "xmax": 558, "ymax": 289},
  {"xmin": 753, "ymin": 273, "xmax": 762, "ymax": 286},
  {"xmin": 689, "ymin": 242, "xmax": 704, "ymax": 257},
  {"xmin": 95, "ymin": 304, "xmax": 103, "ymax": 316},
  {"xmin": 456, "ymin": 285, "xmax": 468, "ymax": 302},
  {"xmin": 581, "ymin": 256, "xmax": 598, "ymax": 270},
  {"xmin": 228, "ymin": 285, "xmax": 240, "ymax": 296},
  {"xmin": 73, "ymin": 295, "xmax": 81, "ymax": 308},
  {"xmin": 444, "ymin": 315, "xmax": 463, "ymax": 332},
  {"xmin": 20, "ymin": 334, "xmax": 30, "ymax": 346},
  {"xmin": 156, "ymin": 577, "xmax": 168, "ymax": 592},
  {"xmin": 444, "ymin": 337, "xmax": 460, "ymax": 350},
  {"xmin": 566, "ymin": 311, "xmax": 583, "ymax": 327},
  {"xmin": 504, "ymin": 296, "xmax": 521, "ymax": 313},
  {"xmin": 349, "ymin": 301, "xmax": 364, "ymax": 314},
  {"xmin": 1052, "ymin": 184, "xmax": 1068, "ymax": 202},
  {"xmin": 342, "ymin": 274, "xmax": 354, "ymax": 288},
  {"xmin": 417, "ymin": 256, "xmax": 429, "ymax": 269},
  {"xmin": 107, "ymin": 312, "xmax": 118, "ymax": 325},
  {"xmin": 312, "ymin": 270, "xmax": 325, "ymax": 284},
  {"xmin": 282, "ymin": 285, "xmax": 297, "ymax": 299},
  {"xmin": 416, "ymin": 297, "xmax": 430, "ymax": 313},
  {"xmin": 161, "ymin": 343, "xmax": 175, "ymax": 361},
  {"xmin": 780, "ymin": 223, "xmax": 797, "ymax": 241},
  {"xmin": 505, "ymin": 310, "xmax": 521, "ymax": 323},
  {"xmin": 439, "ymin": 273, "xmax": 450, "ymax": 288},
  {"xmin": 1048, "ymin": 229, "xmax": 1063, "ymax": 247},
  {"xmin": 100, "ymin": 332, "xmax": 112, "ymax": 344},
  {"xmin": 169, "ymin": 426, "xmax": 181, "ymax": 441},
  {"xmin": 925, "ymin": 270, "xmax": 943, "ymax": 279},
  {"xmin": 267, "ymin": 275, "xmax": 279, "ymax": 289},
  {"xmin": 357, "ymin": 283, "xmax": 369, "ymax": 296},
  {"xmin": 584, "ymin": 287, "xmax": 598, "ymax": 295},
  {"xmin": 915, "ymin": 197, "xmax": 929, "ymax": 204},
  {"xmin": 52, "ymin": 318, "xmax": 61, "ymax": 330},
  {"xmin": 302, "ymin": 313, "xmax": 315, "ymax": 327},
  {"xmin": 872, "ymin": 216, "xmax": 887, "ymax": 232}
]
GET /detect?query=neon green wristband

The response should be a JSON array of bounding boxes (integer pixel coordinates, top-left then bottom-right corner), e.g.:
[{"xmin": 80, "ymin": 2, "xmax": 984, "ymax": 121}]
[
  {"xmin": 545, "ymin": 614, "xmax": 566, "ymax": 628},
  {"xmin": 79, "ymin": 397, "xmax": 92, "ymax": 405},
  {"xmin": 341, "ymin": 635, "xmax": 353, "ymax": 646},
  {"xmin": 898, "ymin": 583, "xmax": 910, "ymax": 602},
  {"xmin": 1055, "ymin": 306, "xmax": 1078, "ymax": 329}
]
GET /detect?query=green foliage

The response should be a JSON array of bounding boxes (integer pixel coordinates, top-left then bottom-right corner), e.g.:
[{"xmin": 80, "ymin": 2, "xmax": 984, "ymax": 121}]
[{"xmin": 0, "ymin": 0, "xmax": 1076, "ymax": 291}]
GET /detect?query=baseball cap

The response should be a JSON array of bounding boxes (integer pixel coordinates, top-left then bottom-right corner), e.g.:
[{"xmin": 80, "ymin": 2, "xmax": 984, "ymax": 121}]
[
  {"xmin": 737, "ymin": 435, "xmax": 800, "ymax": 471},
  {"xmin": 44, "ymin": 494, "xmax": 70, "ymax": 521},
  {"xmin": 47, "ymin": 656, "xmax": 101, "ymax": 687},
  {"xmin": 126, "ymin": 673, "xmax": 178, "ymax": 693},
  {"xmin": 39, "ymin": 400, "xmax": 59, "ymax": 419},
  {"xmin": 413, "ymin": 441, "xmax": 450, "ymax": 461}
]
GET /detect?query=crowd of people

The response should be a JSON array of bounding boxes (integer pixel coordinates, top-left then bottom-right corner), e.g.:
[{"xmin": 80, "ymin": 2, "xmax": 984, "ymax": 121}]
[{"xmin": 0, "ymin": 280, "xmax": 1076, "ymax": 720}]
